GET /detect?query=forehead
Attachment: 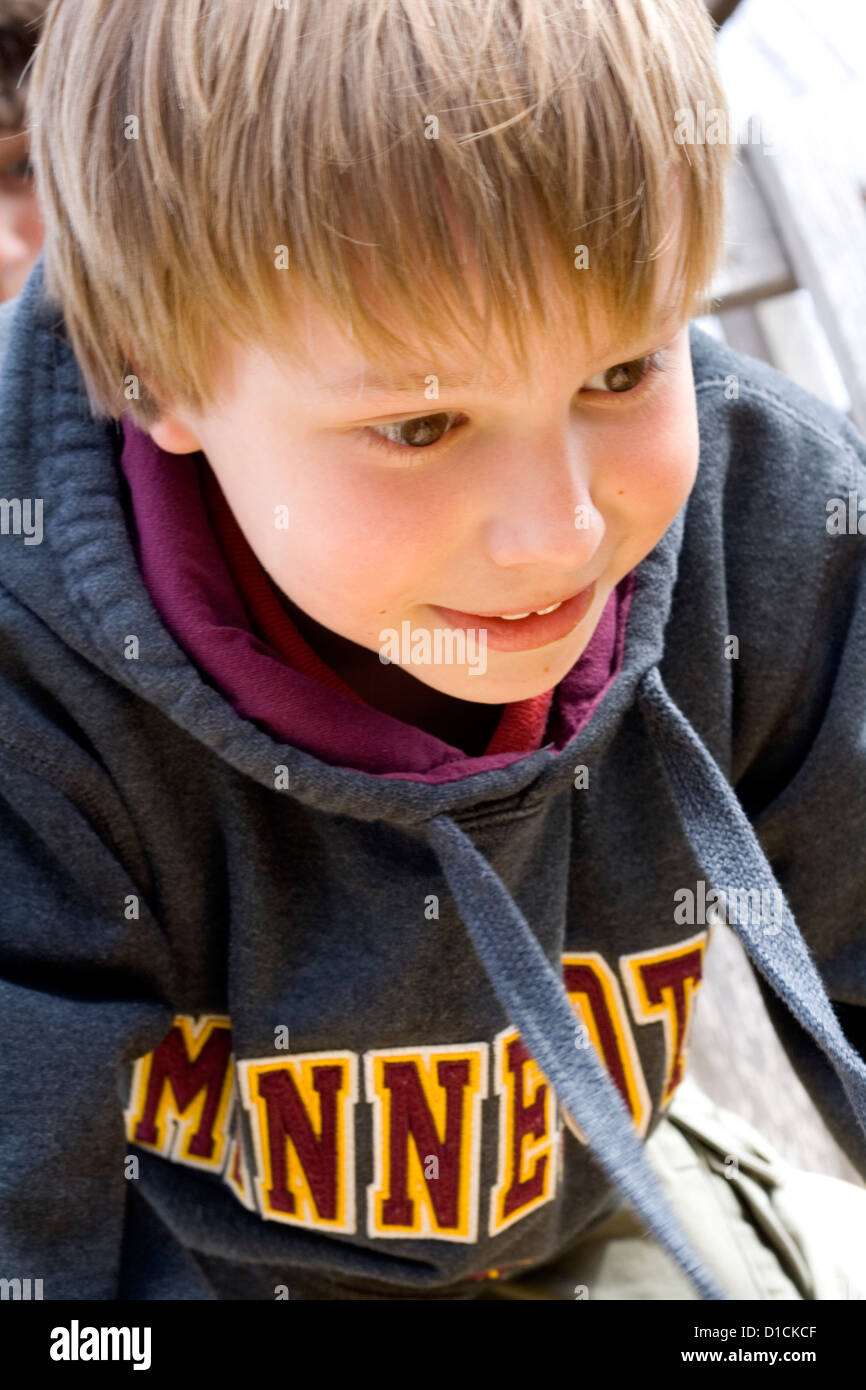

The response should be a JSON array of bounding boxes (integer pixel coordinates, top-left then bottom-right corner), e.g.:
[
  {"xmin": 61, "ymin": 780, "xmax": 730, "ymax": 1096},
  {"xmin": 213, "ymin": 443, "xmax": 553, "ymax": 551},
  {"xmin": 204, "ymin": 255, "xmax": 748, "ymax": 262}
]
[
  {"xmin": 259, "ymin": 181, "xmax": 690, "ymax": 402},
  {"xmin": 304, "ymin": 293, "xmax": 687, "ymax": 401}
]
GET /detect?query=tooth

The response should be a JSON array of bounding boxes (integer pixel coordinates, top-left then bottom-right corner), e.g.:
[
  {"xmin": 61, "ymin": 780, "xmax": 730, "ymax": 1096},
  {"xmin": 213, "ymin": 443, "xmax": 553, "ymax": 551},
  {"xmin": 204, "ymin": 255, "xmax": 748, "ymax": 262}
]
[
  {"xmin": 535, "ymin": 602, "xmax": 562, "ymax": 615},
  {"xmin": 498, "ymin": 612, "xmax": 532, "ymax": 620}
]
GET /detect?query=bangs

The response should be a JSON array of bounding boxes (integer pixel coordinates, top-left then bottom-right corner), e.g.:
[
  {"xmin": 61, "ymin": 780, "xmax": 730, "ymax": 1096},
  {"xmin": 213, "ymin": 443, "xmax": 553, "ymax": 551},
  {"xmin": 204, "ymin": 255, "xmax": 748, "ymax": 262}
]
[{"xmin": 28, "ymin": 0, "xmax": 734, "ymax": 426}]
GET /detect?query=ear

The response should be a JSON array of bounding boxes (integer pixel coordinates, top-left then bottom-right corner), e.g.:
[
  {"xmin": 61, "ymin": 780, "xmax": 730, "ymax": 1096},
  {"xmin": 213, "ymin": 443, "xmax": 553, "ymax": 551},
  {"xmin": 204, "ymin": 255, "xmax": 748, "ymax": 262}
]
[{"xmin": 148, "ymin": 415, "xmax": 203, "ymax": 455}]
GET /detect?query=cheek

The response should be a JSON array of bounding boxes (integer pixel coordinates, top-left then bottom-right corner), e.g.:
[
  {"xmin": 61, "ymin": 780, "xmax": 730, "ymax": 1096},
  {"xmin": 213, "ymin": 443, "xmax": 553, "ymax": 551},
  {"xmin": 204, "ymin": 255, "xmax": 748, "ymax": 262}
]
[
  {"xmin": 20, "ymin": 195, "xmax": 44, "ymax": 252},
  {"xmin": 227, "ymin": 443, "xmax": 445, "ymax": 607},
  {"xmin": 0, "ymin": 193, "xmax": 43, "ymax": 252},
  {"xmin": 597, "ymin": 383, "xmax": 699, "ymax": 527}
]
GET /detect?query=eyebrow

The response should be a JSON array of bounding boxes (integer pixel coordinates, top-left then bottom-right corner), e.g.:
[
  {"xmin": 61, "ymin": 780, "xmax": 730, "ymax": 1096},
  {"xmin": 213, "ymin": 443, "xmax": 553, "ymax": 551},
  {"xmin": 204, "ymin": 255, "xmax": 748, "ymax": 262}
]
[
  {"xmin": 315, "ymin": 299, "xmax": 687, "ymax": 400},
  {"xmin": 318, "ymin": 366, "xmax": 513, "ymax": 398}
]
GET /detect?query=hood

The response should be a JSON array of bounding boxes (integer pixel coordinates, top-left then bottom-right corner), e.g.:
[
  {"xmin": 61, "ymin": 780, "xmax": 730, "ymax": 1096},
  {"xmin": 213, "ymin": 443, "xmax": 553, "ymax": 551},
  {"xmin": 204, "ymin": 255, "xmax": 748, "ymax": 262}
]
[{"xmin": 3, "ymin": 258, "xmax": 866, "ymax": 1301}]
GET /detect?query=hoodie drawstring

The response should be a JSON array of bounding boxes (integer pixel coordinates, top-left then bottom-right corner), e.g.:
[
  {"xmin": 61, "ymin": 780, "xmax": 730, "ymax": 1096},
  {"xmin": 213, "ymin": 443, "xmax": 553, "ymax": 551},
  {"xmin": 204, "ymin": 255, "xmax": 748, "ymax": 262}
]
[
  {"xmin": 427, "ymin": 661, "xmax": 866, "ymax": 1301},
  {"xmin": 638, "ymin": 664, "xmax": 866, "ymax": 1137},
  {"xmin": 426, "ymin": 810, "xmax": 728, "ymax": 1301}
]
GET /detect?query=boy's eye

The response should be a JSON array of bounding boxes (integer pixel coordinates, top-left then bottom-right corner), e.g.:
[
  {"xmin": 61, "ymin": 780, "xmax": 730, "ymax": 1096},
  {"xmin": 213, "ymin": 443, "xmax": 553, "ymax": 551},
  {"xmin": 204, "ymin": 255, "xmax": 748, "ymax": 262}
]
[
  {"xmin": 583, "ymin": 351, "xmax": 665, "ymax": 393},
  {"xmin": 366, "ymin": 411, "xmax": 464, "ymax": 452},
  {"xmin": 362, "ymin": 349, "xmax": 671, "ymax": 456},
  {"xmin": 0, "ymin": 157, "xmax": 35, "ymax": 188}
]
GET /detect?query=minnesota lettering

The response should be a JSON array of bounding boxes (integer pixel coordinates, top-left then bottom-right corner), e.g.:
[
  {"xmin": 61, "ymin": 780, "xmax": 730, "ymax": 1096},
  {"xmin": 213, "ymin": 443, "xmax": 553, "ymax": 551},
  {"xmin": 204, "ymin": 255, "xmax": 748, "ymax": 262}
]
[{"xmin": 124, "ymin": 933, "xmax": 707, "ymax": 1242}]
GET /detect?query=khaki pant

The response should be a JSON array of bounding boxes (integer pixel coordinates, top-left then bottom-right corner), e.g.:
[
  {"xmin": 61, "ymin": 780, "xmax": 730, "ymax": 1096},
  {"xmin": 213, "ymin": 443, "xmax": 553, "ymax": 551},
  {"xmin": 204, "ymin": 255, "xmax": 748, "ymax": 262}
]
[{"xmin": 478, "ymin": 1077, "xmax": 866, "ymax": 1300}]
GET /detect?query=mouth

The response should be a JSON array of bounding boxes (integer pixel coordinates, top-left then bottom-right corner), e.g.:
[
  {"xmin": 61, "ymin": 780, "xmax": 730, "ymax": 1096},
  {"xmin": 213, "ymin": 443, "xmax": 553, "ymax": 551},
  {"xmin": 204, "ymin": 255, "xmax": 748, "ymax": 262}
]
[{"xmin": 428, "ymin": 582, "xmax": 597, "ymax": 652}]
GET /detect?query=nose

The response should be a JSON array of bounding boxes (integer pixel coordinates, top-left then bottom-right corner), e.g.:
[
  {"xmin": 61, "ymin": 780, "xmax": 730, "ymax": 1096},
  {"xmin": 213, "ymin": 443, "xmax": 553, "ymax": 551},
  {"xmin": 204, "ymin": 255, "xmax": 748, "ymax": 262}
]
[{"xmin": 481, "ymin": 430, "xmax": 603, "ymax": 570}]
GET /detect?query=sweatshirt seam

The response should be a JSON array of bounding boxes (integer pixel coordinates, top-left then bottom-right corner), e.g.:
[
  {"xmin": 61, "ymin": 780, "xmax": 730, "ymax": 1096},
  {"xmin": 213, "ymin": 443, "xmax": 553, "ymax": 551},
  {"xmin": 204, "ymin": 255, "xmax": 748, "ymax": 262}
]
[
  {"xmin": 0, "ymin": 734, "xmax": 111, "ymax": 839},
  {"xmin": 452, "ymin": 800, "xmax": 548, "ymax": 832},
  {"xmin": 730, "ymin": 525, "xmax": 830, "ymax": 793},
  {"xmin": 736, "ymin": 518, "xmax": 843, "ymax": 812},
  {"xmin": 0, "ymin": 733, "xmax": 148, "ymax": 893},
  {"xmin": 694, "ymin": 376, "xmax": 857, "ymax": 460},
  {"xmin": 695, "ymin": 375, "xmax": 862, "ymax": 791},
  {"xmin": 0, "ymin": 728, "xmax": 89, "ymax": 785}
]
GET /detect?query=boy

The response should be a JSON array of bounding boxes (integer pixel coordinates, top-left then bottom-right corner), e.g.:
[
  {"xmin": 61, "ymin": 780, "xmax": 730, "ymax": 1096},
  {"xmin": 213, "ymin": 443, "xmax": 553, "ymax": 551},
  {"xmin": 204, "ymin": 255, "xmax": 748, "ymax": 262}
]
[
  {"xmin": 0, "ymin": 1, "xmax": 44, "ymax": 302},
  {"xmin": 1, "ymin": 0, "xmax": 866, "ymax": 1301}
]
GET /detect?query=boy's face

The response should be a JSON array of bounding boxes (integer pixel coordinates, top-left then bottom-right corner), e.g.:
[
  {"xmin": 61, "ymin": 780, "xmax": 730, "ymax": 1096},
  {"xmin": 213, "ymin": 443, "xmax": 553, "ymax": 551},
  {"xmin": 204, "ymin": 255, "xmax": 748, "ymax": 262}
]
[
  {"xmin": 0, "ymin": 129, "xmax": 43, "ymax": 302},
  {"xmin": 149, "ymin": 234, "xmax": 699, "ymax": 708}
]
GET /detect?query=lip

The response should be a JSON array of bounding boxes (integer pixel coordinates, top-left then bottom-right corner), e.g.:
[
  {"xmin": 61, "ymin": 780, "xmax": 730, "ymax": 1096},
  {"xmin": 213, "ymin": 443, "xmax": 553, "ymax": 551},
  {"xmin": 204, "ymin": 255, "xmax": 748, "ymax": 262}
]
[
  {"xmin": 428, "ymin": 581, "xmax": 597, "ymax": 652},
  {"xmin": 471, "ymin": 589, "xmax": 585, "ymax": 618}
]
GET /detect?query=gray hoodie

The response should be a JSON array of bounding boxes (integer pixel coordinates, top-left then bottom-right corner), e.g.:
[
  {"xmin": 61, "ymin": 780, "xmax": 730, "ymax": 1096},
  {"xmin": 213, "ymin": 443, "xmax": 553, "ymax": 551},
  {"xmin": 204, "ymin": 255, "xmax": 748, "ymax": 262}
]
[{"xmin": 1, "ymin": 260, "xmax": 865, "ymax": 1301}]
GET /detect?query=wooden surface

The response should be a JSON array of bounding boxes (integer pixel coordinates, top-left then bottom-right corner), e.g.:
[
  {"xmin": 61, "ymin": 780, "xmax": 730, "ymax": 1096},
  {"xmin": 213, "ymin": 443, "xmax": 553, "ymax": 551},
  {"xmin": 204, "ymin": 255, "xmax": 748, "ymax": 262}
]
[
  {"xmin": 714, "ymin": 0, "xmax": 866, "ymax": 431},
  {"xmin": 687, "ymin": 920, "xmax": 865, "ymax": 1187},
  {"xmin": 709, "ymin": 151, "xmax": 796, "ymax": 314},
  {"xmin": 743, "ymin": 135, "xmax": 866, "ymax": 433},
  {"xmin": 686, "ymin": 3, "xmax": 866, "ymax": 1191}
]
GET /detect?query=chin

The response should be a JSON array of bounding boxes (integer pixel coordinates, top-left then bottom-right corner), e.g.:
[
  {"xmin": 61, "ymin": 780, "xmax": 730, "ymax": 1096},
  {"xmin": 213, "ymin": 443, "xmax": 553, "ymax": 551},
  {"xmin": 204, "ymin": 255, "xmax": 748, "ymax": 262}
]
[{"xmin": 415, "ymin": 632, "xmax": 596, "ymax": 704}]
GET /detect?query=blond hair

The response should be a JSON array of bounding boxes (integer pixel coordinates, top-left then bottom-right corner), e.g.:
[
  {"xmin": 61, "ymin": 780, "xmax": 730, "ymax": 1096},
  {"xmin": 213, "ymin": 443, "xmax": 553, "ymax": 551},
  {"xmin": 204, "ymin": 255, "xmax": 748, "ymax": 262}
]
[{"xmin": 27, "ymin": 0, "xmax": 734, "ymax": 429}]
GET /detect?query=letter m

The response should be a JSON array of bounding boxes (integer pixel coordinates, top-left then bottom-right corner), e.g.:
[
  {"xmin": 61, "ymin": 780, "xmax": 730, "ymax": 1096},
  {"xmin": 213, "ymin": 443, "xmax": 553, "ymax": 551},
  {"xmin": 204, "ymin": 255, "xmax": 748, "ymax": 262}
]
[
  {"xmin": 728, "ymin": 887, "xmax": 761, "ymax": 927},
  {"xmin": 124, "ymin": 1015, "xmax": 235, "ymax": 1171}
]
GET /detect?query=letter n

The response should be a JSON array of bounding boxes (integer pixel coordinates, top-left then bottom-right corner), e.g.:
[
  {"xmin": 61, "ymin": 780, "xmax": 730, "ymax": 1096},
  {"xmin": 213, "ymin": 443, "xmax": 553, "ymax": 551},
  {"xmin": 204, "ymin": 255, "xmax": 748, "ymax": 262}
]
[
  {"xmin": 365, "ymin": 1045, "xmax": 487, "ymax": 1241},
  {"xmin": 238, "ymin": 1053, "xmax": 357, "ymax": 1231}
]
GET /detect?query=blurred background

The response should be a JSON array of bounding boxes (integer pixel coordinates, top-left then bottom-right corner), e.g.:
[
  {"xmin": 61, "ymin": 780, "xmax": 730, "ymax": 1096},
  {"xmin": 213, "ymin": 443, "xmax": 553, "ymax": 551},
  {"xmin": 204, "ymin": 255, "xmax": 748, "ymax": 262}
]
[
  {"xmin": 691, "ymin": 0, "xmax": 866, "ymax": 1185},
  {"xmin": 702, "ymin": 0, "xmax": 866, "ymax": 434},
  {"xmin": 0, "ymin": 1, "xmax": 43, "ymax": 303}
]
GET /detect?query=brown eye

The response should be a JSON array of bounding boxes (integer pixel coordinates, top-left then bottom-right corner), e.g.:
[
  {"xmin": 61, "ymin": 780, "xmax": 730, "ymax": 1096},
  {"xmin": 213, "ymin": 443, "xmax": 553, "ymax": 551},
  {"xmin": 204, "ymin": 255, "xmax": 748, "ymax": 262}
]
[
  {"xmin": 583, "ymin": 348, "xmax": 672, "ymax": 397},
  {"xmin": 600, "ymin": 356, "xmax": 652, "ymax": 392},
  {"xmin": 0, "ymin": 158, "xmax": 35, "ymax": 191},
  {"xmin": 369, "ymin": 411, "xmax": 460, "ymax": 450}
]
